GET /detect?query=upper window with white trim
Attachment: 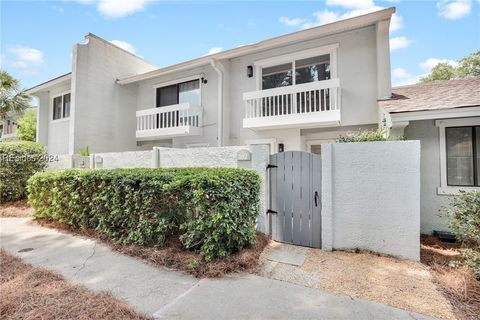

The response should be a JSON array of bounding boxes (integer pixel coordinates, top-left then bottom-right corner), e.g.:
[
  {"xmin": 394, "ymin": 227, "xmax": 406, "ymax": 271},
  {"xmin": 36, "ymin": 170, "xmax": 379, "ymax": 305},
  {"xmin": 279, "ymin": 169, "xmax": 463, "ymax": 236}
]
[
  {"xmin": 262, "ymin": 54, "xmax": 331, "ymax": 90},
  {"xmin": 445, "ymin": 126, "xmax": 480, "ymax": 187},
  {"xmin": 155, "ymin": 79, "xmax": 200, "ymax": 107},
  {"xmin": 53, "ymin": 93, "xmax": 70, "ymax": 120}
]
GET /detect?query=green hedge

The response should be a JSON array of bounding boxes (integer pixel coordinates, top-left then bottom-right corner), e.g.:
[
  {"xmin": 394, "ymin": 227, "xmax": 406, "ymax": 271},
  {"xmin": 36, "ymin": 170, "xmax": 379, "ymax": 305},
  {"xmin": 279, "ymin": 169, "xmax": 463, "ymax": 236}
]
[
  {"xmin": 28, "ymin": 168, "xmax": 261, "ymax": 261},
  {"xmin": 0, "ymin": 141, "xmax": 47, "ymax": 203},
  {"xmin": 446, "ymin": 191, "xmax": 480, "ymax": 278}
]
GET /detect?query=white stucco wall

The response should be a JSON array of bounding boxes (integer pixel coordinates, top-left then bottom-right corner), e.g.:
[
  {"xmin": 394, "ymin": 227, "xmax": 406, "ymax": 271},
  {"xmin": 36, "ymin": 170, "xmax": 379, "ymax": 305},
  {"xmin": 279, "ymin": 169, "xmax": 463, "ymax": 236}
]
[
  {"xmin": 321, "ymin": 141, "xmax": 421, "ymax": 260},
  {"xmin": 34, "ymin": 81, "xmax": 72, "ymax": 155},
  {"xmin": 47, "ymin": 154, "xmax": 73, "ymax": 170},
  {"xmin": 36, "ymin": 92, "xmax": 49, "ymax": 147},
  {"xmin": 157, "ymin": 146, "xmax": 246, "ymax": 168},
  {"xmin": 71, "ymin": 34, "xmax": 157, "ymax": 154},
  {"xmin": 405, "ymin": 120, "xmax": 451, "ymax": 234},
  {"xmin": 92, "ymin": 150, "xmax": 154, "ymax": 168}
]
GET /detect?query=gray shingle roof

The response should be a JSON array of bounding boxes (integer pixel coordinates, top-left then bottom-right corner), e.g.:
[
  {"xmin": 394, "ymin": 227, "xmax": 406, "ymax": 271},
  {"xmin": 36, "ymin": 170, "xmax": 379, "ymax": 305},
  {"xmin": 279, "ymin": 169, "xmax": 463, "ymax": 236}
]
[{"xmin": 379, "ymin": 77, "xmax": 480, "ymax": 113}]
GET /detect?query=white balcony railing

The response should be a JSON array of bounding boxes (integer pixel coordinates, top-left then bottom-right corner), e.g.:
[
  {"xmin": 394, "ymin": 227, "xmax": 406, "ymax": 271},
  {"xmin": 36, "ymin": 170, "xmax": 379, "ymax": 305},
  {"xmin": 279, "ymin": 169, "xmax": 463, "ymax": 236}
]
[
  {"xmin": 136, "ymin": 103, "xmax": 203, "ymax": 140},
  {"xmin": 243, "ymin": 78, "xmax": 341, "ymax": 130}
]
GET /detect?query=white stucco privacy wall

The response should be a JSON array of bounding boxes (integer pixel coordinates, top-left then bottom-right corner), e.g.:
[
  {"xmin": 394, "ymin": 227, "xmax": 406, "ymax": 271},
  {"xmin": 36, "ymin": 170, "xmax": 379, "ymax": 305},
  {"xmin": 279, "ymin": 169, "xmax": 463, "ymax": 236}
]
[
  {"xmin": 321, "ymin": 141, "xmax": 421, "ymax": 260},
  {"xmin": 47, "ymin": 154, "xmax": 74, "ymax": 170},
  {"xmin": 156, "ymin": 145, "xmax": 270, "ymax": 232},
  {"xmin": 91, "ymin": 151, "xmax": 154, "ymax": 169}
]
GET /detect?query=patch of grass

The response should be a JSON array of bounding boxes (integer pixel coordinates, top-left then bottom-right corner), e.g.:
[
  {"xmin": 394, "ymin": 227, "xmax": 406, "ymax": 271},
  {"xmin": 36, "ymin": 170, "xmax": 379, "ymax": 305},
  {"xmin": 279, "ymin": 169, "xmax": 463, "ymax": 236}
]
[
  {"xmin": 35, "ymin": 219, "xmax": 270, "ymax": 278},
  {"xmin": 421, "ymin": 235, "xmax": 480, "ymax": 320},
  {"xmin": 0, "ymin": 250, "xmax": 149, "ymax": 320}
]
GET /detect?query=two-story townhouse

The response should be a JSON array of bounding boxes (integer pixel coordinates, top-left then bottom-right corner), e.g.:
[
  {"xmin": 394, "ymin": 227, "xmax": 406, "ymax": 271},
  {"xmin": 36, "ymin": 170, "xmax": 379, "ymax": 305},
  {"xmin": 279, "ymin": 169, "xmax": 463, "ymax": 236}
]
[{"xmin": 26, "ymin": 7, "xmax": 393, "ymax": 156}]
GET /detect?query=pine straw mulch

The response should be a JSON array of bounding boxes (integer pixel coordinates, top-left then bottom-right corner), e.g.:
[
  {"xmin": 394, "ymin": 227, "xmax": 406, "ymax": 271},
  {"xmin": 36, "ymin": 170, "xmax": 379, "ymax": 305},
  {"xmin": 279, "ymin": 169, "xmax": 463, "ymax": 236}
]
[
  {"xmin": 420, "ymin": 234, "xmax": 480, "ymax": 320},
  {"xmin": 0, "ymin": 250, "xmax": 150, "ymax": 320},
  {"xmin": 35, "ymin": 219, "xmax": 270, "ymax": 278},
  {"xmin": 0, "ymin": 200, "xmax": 34, "ymax": 218}
]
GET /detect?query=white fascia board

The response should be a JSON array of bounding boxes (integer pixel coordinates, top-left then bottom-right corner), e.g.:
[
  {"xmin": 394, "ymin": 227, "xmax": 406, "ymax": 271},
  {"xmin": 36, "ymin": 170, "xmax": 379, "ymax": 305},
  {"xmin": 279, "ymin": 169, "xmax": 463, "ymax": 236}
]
[
  {"xmin": 117, "ymin": 7, "xmax": 395, "ymax": 85},
  {"xmin": 26, "ymin": 73, "xmax": 72, "ymax": 95},
  {"xmin": 389, "ymin": 106, "xmax": 480, "ymax": 123}
]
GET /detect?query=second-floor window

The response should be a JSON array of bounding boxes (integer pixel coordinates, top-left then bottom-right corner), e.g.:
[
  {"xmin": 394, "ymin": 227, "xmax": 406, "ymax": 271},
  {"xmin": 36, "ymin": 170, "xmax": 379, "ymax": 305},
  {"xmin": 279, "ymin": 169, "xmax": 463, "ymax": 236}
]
[
  {"xmin": 262, "ymin": 54, "xmax": 330, "ymax": 90},
  {"xmin": 156, "ymin": 79, "xmax": 200, "ymax": 108},
  {"xmin": 53, "ymin": 93, "xmax": 70, "ymax": 120}
]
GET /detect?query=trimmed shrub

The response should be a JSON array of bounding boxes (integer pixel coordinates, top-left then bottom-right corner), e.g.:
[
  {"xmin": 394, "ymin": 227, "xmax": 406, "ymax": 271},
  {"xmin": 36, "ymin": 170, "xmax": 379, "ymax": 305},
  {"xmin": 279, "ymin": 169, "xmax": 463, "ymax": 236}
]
[
  {"xmin": 0, "ymin": 141, "xmax": 47, "ymax": 203},
  {"xmin": 28, "ymin": 168, "xmax": 261, "ymax": 261},
  {"xmin": 337, "ymin": 128, "xmax": 404, "ymax": 143},
  {"xmin": 446, "ymin": 191, "xmax": 480, "ymax": 278}
]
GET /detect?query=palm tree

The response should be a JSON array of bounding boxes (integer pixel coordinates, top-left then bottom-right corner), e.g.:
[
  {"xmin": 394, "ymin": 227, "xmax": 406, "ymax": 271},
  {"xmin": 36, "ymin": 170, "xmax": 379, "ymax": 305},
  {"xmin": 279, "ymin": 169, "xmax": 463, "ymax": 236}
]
[{"xmin": 0, "ymin": 71, "xmax": 30, "ymax": 120}]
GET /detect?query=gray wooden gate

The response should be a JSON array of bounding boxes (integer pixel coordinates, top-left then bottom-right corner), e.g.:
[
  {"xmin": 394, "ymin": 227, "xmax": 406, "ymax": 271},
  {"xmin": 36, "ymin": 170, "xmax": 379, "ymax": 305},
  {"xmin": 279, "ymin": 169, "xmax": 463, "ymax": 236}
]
[{"xmin": 268, "ymin": 151, "xmax": 321, "ymax": 248}]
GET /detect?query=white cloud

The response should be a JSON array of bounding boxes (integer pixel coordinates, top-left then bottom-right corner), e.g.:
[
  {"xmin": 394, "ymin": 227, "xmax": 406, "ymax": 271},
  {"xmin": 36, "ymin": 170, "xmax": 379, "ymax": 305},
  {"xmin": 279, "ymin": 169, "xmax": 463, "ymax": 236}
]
[
  {"xmin": 110, "ymin": 40, "xmax": 137, "ymax": 54},
  {"xmin": 97, "ymin": 0, "xmax": 149, "ymax": 18},
  {"xmin": 419, "ymin": 58, "xmax": 459, "ymax": 72},
  {"xmin": 295, "ymin": 3, "xmax": 403, "ymax": 33},
  {"xmin": 389, "ymin": 36, "xmax": 412, "ymax": 50},
  {"xmin": 207, "ymin": 47, "xmax": 223, "ymax": 55},
  {"xmin": 72, "ymin": 0, "xmax": 150, "ymax": 18},
  {"xmin": 279, "ymin": 16, "xmax": 305, "ymax": 27},
  {"xmin": 5, "ymin": 46, "xmax": 44, "ymax": 69},
  {"xmin": 326, "ymin": 0, "xmax": 375, "ymax": 9},
  {"xmin": 390, "ymin": 14, "xmax": 403, "ymax": 32},
  {"xmin": 392, "ymin": 57, "xmax": 461, "ymax": 86},
  {"xmin": 392, "ymin": 67, "xmax": 409, "ymax": 79},
  {"xmin": 391, "ymin": 67, "xmax": 422, "ymax": 86},
  {"xmin": 437, "ymin": 0, "xmax": 472, "ymax": 20},
  {"xmin": 0, "ymin": 45, "xmax": 45, "ymax": 76}
]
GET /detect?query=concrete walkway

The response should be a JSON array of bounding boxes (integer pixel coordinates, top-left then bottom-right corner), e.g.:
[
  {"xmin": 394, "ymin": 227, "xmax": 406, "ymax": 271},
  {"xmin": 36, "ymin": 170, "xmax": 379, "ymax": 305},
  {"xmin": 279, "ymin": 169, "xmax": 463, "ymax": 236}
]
[{"xmin": 0, "ymin": 218, "xmax": 436, "ymax": 320}]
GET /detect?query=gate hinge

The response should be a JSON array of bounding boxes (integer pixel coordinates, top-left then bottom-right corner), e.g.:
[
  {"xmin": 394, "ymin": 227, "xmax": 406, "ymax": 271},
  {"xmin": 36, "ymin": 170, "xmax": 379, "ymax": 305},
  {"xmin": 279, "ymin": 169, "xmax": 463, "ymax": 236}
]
[
  {"xmin": 267, "ymin": 209, "xmax": 278, "ymax": 215},
  {"xmin": 267, "ymin": 164, "xmax": 278, "ymax": 169}
]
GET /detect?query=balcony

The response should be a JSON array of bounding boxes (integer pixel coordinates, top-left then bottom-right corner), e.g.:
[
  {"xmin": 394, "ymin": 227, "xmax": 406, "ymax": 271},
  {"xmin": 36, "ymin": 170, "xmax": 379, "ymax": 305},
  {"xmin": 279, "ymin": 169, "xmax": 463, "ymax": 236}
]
[
  {"xmin": 243, "ymin": 78, "xmax": 341, "ymax": 130},
  {"xmin": 136, "ymin": 103, "xmax": 203, "ymax": 140}
]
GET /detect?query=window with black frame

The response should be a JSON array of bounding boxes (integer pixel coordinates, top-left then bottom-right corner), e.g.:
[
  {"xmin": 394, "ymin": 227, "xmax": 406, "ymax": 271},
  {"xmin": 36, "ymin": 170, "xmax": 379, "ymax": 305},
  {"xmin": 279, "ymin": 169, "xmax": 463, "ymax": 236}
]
[
  {"xmin": 155, "ymin": 79, "xmax": 200, "ymax": 129},
  {"xmin": 53, "ymin": 93, "xmax": 70, "ymax": 120},
  {"xmin": 445, "ymin": 126, "xmax": 480, "ymax": 187},
  {"xmin": 260, "ymin": 54, "xmax": 331, "ymax": 116}
]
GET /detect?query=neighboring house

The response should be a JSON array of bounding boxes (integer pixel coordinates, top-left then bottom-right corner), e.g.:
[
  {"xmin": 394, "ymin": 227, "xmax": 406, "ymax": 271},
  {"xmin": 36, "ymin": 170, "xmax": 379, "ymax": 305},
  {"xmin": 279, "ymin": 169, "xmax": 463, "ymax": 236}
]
[
  {"xmin": 0, "ymin": 116, "xmax": 19, "ymax": 141},
  {"xmin": 0, "ymin": 108, "xmax": 36, "ymax": 141},
  {"xmin": 380, "ymin": 78, "xmax": 480, "ymax": 234},
  {"xmin": 26, "ymin": 7, "xmax": 393, "ymax": 156}
]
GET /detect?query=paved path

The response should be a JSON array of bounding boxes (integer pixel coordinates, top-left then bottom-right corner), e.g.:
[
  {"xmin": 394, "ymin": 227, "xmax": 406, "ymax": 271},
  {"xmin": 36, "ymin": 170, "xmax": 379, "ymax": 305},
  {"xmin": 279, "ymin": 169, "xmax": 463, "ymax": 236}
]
[{"xmin": 0, "ymin": 218, "xmax": 436, "ymax": 320}]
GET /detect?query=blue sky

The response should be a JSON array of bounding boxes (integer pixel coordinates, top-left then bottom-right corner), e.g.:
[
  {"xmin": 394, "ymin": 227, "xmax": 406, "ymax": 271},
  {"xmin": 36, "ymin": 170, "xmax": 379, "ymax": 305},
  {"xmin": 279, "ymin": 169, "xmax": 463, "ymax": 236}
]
[{"xmin": 1, "ymin": 0, "xmax": 479, "ymax": 89}]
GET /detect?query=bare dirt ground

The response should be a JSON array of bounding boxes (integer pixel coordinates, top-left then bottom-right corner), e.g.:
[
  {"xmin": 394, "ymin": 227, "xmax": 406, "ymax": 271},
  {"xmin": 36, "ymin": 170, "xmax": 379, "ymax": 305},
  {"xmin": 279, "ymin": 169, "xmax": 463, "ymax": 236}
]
[
  {"xmin": 0, "ymin": 250, "xmax": 149, "ymax": 320},
  {"xmin": 0, "ymin": 200, "xmax": 33, "ymax": 218},
  {"xmin": 303, "ymin": 248, "xmax": 456, "ymax": 320},
  {"xmin": 258, "ymin": 240, "xmax": 463, "ymax": 320}
]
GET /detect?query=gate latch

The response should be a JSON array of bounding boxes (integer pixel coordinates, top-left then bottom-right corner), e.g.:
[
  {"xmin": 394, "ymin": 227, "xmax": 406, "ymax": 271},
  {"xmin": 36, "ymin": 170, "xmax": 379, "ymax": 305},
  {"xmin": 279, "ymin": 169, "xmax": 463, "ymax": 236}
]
[
  {"xmin": 267, "ymin": 209, "xmax": 278, "ymax": 215},
  {"xmin": 267, "ymin": 164, "xmax": 278, "ymax": 169}
]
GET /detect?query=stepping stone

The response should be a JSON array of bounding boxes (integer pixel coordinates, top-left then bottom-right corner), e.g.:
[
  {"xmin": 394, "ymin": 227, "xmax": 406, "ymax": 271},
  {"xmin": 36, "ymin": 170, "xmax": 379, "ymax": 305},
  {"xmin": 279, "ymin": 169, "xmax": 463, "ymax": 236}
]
[{"xmin": 266, "ymin": 242, "xmax": 309, "ymax": 266}]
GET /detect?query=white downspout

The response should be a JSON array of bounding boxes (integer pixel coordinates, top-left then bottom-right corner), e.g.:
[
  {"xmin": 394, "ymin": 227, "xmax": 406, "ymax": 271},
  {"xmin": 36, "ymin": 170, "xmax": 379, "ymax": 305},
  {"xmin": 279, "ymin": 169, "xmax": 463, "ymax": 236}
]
[{"xmin": 210, "ymin": 59, "xmax": 224, "ymax": 147}]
